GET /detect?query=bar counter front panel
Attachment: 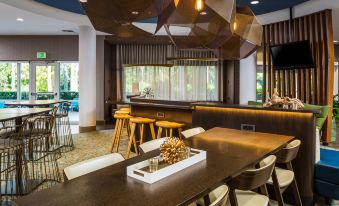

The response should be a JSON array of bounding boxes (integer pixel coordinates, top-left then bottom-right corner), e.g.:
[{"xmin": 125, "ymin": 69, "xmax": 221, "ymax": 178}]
[{"xmin": 129, "ymin": 100, "xmax": 317, "ymax": 205}]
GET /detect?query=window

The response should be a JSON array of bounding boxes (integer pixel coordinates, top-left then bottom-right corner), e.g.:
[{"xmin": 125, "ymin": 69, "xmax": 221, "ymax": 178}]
[
  {"xmin": 20, "ymin": 63, "xmax": 30, "ymax": 100},
  {"xmin": 0, "ymin": 62, "xmax": 18, "ymax": 100},
  {"xmin": 123, "ymin": 65, "xmax": 219, "ymax": 101},
  {"xmin": 60, "ymin": 62, "xmax": 79, "ymax": 100},
  {"xmin": 256, "ymin": 65, "xmax": 263, "ymax": 102}
]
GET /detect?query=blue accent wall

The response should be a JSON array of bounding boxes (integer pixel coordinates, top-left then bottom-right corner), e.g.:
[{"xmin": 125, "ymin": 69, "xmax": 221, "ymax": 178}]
[
  {"xmin": 34, "ymin": 0, "xmax": 309, "ymax": 16},
  {"xmin": 34, "ymin": 0, "xmax": 85, "ymax": 15}
]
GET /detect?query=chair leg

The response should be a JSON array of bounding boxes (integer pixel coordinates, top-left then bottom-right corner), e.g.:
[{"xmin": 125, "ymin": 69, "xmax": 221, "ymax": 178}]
[
  {"xmin": 139, "ymin": 124, "xmax": 145, "ymax": 145},
  {"xmin": 229, "ymin": 189, "xmax": 238, "ymax": 206},
  {"xmin": 110, "ymin": 119, "xmax": 121, "ymax": 153},
  {"xmin": 286, "ymin": 162, "xmax": 302, "ymax": 206},
  {"xmin": 169, "ymin": 128, "xmax": 173, "ymax": 138},
  {"xmin": 272, "ymin": 168, "xmax": 285, "ymax": 206},
  {"xmin": 149, "ymin": 123, "xmax": 156, "ymax": 140},
  {"xmin": 178, "ymin": 128, "xmax": 183, "ymax": 139},
  {"xmin": 157, "ymin": 127, "xmax": 163, "ymax": 139},
  {"xmin": 126, "ymin": 123, "xmax": 136, "ymax": 158},
  {"xmin": 116, "ymin": 119, "xmax": 125, "ymax": 152},
  {"xmin": 165, "ymin": 129, "xmax": 168, "ymax": 137}
]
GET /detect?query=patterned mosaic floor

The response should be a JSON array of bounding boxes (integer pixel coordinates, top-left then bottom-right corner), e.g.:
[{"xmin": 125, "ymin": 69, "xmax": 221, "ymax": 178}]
[{"xmin": 58, "ymin": 129, "xmax": 132, "ymax": 175}]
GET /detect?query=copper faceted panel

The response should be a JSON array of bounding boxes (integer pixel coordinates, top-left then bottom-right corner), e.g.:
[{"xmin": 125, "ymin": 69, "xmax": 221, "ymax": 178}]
[
  {"xmin": 216, "ymin": 6, "xmax": 263, "ymax": 59},
  {"xmin": 81, "ymin": 0, "xmax": 262, "ymax": 59}
]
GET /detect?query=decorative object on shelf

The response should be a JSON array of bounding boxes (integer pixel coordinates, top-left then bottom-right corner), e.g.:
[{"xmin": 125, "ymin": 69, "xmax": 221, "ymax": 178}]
[
  {"xmin": 81, "ymin": 0, "xmax": 262, "ymax": 60},
  {"xmin": 160, "ymin": 137, "xmax": 188, "ymax": 164},
  {"xmin": 264, "ymin": 88, "xmax": 304, "ymax": 109},
  {"xmin": 142, "ymin": 87, "xmax": 154, "ymax": 99}
]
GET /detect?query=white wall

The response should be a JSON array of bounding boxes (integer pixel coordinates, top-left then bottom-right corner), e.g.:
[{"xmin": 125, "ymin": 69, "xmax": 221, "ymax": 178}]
[
  {"xmin": 96, "ymin": 36, "xmax": 105, "ymax": 122},
  {"xmin": 239, "ymin": 52, "xmax": 257, "ymax": 105}
]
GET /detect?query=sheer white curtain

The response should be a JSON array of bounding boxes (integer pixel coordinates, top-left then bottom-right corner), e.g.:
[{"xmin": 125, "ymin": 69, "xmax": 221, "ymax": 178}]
[
  {"xmin": 118, "ymin": 44, "xmax": 220, "ymax": 101},
  {"xmin": 123, "ymin": 66, "xmax": 170, "ymax": 100}
]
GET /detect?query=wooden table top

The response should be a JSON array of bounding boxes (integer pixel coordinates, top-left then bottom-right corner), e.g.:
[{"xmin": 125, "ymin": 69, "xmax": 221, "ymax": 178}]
[
  {"xmin": 5, "ymin": 100, "xmax": 67, "ymax": 106},
  {"xmin": 14, "ymin": 128, "xmax": 293, "ymax": 206},
  {"xmin": 0, "ymin": 108, "xmax": 52, "ymax": 121}
]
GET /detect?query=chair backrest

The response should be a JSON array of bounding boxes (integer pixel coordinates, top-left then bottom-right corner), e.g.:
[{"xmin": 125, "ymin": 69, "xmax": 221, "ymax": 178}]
[
  {"xmin": 64, "ymin": 153, "xmax": 125, "ymax": 180},
  {"xmin": 181, "ymin": 127, "xmax": 205, "ymax": 138},
  {"xmin": 139, "ymin": 138, "xmax": 165, "ymax": 154},
  {"xmin": 275, "ymin": 139, "xmax": 301, "ymax": 164},
  {"xmin": 209, "ymin": 185, "xmax": 229, "ymax": 206},
  {"xmin": 228, "ymin": 155, "xmax": 276, "ymax": 191}
]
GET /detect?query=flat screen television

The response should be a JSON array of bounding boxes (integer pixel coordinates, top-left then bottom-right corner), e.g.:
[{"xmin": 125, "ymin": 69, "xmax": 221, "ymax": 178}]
[{"xmin": 270, "ymin": 40, "xmax": 315, "ymax": 70}]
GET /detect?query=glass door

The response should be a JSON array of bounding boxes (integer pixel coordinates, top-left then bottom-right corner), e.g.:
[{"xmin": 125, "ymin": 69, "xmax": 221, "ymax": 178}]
[{"xmin": 30, "ymin": 62, "xmax": 60, "ymax": 100}]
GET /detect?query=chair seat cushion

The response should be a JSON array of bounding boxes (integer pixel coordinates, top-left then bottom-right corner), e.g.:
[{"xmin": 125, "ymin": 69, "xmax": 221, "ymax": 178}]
[
  {"xmin": 315, "ymin": 148, "xmax": 339, "ymax": 185},
  {"xmin": 267, "ymin": 167, "xmax": 294, "ymax": 188},
  {"xmin": 228, "ymin": 190, "xmax": 268, "ymax": 206}
]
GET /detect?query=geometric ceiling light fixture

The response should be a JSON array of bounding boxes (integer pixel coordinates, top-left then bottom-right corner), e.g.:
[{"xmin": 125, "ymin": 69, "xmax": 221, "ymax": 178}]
[
  {"xmin": 81, "ymin": 0, "xmax": 166, "ymax": 38},
  {"xmin": 81, "ymin": 1, "xmax": 262, "ymax": 60},
  {"xmin": 215, "ymin": 6, "xmax": 263, "ymax": 60},
  {"xmin": 156, "ymin": 0, "xmax": 236, "ymax": 49}
]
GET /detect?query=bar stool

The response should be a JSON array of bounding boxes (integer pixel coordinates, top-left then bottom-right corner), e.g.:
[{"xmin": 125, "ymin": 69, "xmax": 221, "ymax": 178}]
[
  {"xmin": 156, "ymin": 121, "xmax": 185, "ymax": 139},
  {"xmin": 119, "ymin": 107, "xmax": 131, "ymax": 112},
  {"xmin": 126, "ymin": 117, "xmax": 156, "ymax": 158},
  {"xmin": 267, "ymin": 140, "xmax": 302, "ymax": 206},
  {"xmin": 110, "ymin": 114, "xmax": 131, "ymax": 153}
]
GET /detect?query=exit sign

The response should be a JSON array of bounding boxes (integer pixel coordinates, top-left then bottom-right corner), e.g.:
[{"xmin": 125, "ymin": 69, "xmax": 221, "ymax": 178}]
[{"xmin": 37, "ymin": 52, "xmax": 46, "ymax": 59}]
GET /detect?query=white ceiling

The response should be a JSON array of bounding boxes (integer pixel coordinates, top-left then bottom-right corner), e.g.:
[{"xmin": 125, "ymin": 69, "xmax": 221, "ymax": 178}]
[{"xmin": 0, "ymin": 0, "xmax": 338, "ymax": 43}]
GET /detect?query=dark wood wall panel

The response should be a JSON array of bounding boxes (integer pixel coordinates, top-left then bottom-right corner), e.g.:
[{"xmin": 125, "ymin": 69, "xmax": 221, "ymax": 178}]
[
  {"xmin": 0, "ymin": 35, "xmax": 78, "ymax": 61},
  {"xmin": 262, "ymin": 10, "xmax": 334, "ymax": 143}
]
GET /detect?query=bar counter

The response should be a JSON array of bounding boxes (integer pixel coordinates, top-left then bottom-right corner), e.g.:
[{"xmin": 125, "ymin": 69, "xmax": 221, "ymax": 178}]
[{"xmin": 128, "ymin": 97, "xmax": 318, "ymax": 205}]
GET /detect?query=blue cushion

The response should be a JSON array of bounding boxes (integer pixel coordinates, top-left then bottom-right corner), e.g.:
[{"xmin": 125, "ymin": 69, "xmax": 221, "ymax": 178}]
[
  {"xmin": 315, "ymin": 149, "xmax": 339, "ymax": 185},
  {"xmin": 320, "ymin": 148, "xmax": 339, "ymax": 168},
  {"xmin": 315, "ymin": 179, "xmax": 339, "ymax": 200}
]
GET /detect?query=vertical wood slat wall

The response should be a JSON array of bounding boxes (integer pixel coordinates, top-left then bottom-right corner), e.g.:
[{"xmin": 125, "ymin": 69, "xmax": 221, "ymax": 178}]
[{"xmin": 262, "ymin": 10, "xmax": 335, "ymax": 143}]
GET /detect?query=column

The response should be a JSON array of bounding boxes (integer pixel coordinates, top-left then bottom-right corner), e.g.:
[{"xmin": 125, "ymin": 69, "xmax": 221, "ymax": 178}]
[
  {"xmin": 79, "ymin": 25, "xmax": 96, "ymax": 132},
  {"xmin": 239, "ymin": 52, "xmax": 257, "ymax": 104}
]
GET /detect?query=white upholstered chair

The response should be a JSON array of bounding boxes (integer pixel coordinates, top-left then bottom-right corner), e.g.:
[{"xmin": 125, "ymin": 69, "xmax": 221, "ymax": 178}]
[
  {"xmin": 196, "ymin": 185, "xmax": 229, "ymax": 206},
  {"xmin": 139, "ymin": 138, "xmax": 166, "ymax": 154},
  {"xmin": 181, "ymin": 127, "xmax": 205, "ymax": 139},
  {"xmin": 227, "ymin": 155, "xmax": 277, "ymax": 206},
  {"xmin": 64, "ymin": 153, "xmax": 125, "ymax": 180}
]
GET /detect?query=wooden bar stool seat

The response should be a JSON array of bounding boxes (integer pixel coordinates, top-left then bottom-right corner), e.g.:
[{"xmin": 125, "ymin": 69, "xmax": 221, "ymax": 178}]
[
  {"xmin": 114, "ymin": 110, "xmax": 130, "ymax": 115},
  {"xmin": 155, "ymin": 121, "xmax": 185, "ymax": 139},
  {"xmin": 119, "ymin": 108, "xmax": 131, "ymax": 112},
  {"xmin": 126, "ymin": 117, "xmax": 156, "ymax": 158},
  {"xmin": 110, "ymin": 114, "xmax": 131, "ymax": 153}
]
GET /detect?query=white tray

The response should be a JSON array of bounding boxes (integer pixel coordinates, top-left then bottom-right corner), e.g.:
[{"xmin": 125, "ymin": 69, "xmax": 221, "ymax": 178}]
[{"xmin": 127, "ymin": 148, "xmax": 206, "ymax": 184}]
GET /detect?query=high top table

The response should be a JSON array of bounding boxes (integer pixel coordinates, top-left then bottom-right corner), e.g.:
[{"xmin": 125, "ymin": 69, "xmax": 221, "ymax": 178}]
[
  {"xmin": 5, "ymin": 100, "xmax": 67, "ymax": 108},
  {"xmin": 14, "ymin": 128, "xmax": 293, "ymax": 206},
  {"xmin": 0, "ymin": 108, "xmax": 53, "ymax": 123}
]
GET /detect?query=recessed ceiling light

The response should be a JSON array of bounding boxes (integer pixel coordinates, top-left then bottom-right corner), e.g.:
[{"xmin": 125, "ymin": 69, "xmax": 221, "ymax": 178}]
[
  {"xmin": 200, "ymin": 11, "xmax": 207, "ymax": 15},
  {"xmin": 16, "ymin": 18, "xmax": 24, "ymax": 22},
  {"xmin": 334, "ymin": 40, "xmax": 338, "ymax": 43},
  {"xmin": 131, "ymin": 11, "xmax": 139, "ymax": 15},
  {"xmin": 251, "ymin": 1, "xmax": 259, "ymax": 5},
  {"xmin": 79, "ymin": 0, "xmax": 87, "ymax": 2}
]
